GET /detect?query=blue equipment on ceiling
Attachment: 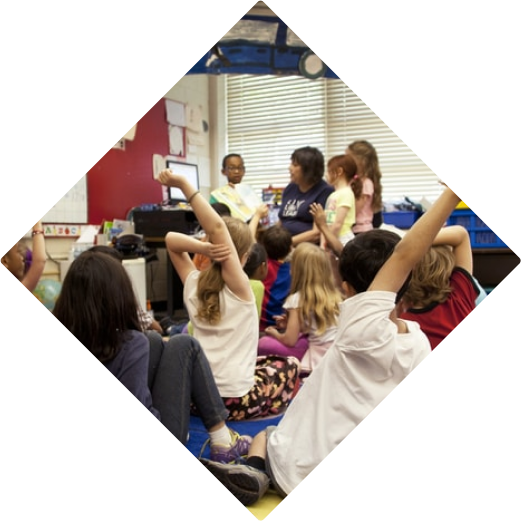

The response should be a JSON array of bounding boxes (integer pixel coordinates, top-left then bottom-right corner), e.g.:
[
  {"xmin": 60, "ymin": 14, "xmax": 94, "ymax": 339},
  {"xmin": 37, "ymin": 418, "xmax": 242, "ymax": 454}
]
[{"xmin": 187, "ymin": 15, "xmax": 338, "ymax": 79}]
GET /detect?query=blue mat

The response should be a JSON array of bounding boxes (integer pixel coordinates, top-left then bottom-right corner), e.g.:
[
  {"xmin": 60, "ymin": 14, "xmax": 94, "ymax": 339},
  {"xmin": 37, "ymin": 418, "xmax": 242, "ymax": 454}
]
[{"xmin": 186, "ymin": 413, "xmax": 285, "ymax": 459}]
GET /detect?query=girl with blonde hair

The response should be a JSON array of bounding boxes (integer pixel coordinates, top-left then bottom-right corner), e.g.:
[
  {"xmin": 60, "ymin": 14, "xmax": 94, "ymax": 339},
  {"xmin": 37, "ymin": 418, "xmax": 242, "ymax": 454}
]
[
  {"xmin": 258, "ymin": 242, "xmax": 342, "ymax": 374},
  {"xmin": 158, "ymin": 170, "xmax": 299, "ymax": 420}
]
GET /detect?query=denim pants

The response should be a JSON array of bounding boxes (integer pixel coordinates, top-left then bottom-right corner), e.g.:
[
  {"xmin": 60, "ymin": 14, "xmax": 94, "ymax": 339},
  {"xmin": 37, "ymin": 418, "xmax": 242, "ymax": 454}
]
[{"xmin": 145, "ymin": 331, "xmax": 228, "ymax": 444}]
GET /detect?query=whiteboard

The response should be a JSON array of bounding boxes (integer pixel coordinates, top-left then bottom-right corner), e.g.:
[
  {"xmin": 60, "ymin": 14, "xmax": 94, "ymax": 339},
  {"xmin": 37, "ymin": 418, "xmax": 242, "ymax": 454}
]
[{"xmin": 42, "ymin": 175, "xmax": 88, "ymax": 223}]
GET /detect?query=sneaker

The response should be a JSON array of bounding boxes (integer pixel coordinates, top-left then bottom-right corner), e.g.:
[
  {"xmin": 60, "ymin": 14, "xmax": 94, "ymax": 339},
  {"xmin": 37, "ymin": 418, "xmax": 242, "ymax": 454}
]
[
  {"xmin": 200, "ymin": 458, "xmax": 270, "ymax": 506},
  {"xmin": 209, "ymin": 429, "xmax": 253, "ymax": 464}
]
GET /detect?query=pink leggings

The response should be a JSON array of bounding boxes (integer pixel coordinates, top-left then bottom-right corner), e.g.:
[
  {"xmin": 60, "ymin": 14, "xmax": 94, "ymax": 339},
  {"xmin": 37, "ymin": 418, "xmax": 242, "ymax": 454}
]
[{"xmin": 258, "ymin": 333, "xmax": 309, "ymax": 361}]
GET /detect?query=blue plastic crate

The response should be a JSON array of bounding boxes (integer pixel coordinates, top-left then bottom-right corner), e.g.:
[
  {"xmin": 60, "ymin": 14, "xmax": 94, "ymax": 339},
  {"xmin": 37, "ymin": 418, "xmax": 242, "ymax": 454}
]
[
  {"xmin": 382, "ymin": 211, "xmax": 421, "ymax": 229},
  {"xmin": 447, "ymin": 209, "xmax": 507, "ymax": 249}
]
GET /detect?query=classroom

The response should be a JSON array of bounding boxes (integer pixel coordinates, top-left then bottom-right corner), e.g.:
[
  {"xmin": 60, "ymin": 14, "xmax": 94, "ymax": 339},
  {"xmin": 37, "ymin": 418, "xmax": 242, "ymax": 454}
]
[{"xmin": 3, "ymin": 2, "xmax": 520, "ymax": 520}]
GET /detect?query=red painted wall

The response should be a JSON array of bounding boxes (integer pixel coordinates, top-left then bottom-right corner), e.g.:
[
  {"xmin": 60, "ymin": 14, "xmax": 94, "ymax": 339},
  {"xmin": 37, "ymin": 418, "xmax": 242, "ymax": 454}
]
[{"xmin": 87, "ymin": 98, "xmax": 169, "ymax": 224}]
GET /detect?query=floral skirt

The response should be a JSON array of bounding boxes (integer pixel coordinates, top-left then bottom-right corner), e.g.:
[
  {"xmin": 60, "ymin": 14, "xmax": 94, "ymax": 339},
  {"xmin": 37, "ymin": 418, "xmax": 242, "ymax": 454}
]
[{"xmin": 222, "ymin": 355, "xmax": 300, "ymax": 421}]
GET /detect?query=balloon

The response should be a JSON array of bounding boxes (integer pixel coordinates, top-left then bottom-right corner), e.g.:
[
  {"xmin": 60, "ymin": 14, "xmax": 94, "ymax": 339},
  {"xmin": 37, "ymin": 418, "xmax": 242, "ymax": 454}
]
[{"xmin": 33, "ymin": 279, "xmax": 62, "ymax": 311}]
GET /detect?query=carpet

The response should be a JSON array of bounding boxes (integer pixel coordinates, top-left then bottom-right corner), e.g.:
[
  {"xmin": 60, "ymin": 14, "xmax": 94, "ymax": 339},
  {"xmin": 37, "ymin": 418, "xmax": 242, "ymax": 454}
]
[{"xmin": 186, "ymin": 412, "xmax": 285, "ymax": 459}]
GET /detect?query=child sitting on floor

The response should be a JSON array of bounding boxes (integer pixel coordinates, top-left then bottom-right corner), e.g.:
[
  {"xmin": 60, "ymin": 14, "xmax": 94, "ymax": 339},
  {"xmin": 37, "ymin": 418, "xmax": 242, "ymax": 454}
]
[
  {"xmin": 399, "ymin": 224, "xmax": 480, "ymax": 349},
  {"xmin": 258, "ymin": 242, "xmax": 341, "ymax": 373},
  {"xmin": 199, "ymin": 183, "xmax": 462, "ymax": 506},
  {"xmin": 185, "ymin": 241, "xmax": 268, "ymax": 336},
  {"xmin": 243, "ymin": 241, "xmax": 268, "ymax": 321},
  {"xmin": 53, "ymin": 250, "xmax": 251, "ymax": 463},
  {"xmin": 158, "ymin": 169, "xmax": 300, "ymax": 421},
  {"xmin": 259, "ymin": 225, "xmax": 293, "ymax": 332}
]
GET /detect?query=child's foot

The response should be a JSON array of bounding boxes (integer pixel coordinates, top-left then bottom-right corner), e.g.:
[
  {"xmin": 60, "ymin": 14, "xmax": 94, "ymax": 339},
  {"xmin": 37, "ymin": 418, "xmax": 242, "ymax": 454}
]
[
  {"xmin": 200, "ymin": 459, "xmax": 270, "ymax": 506},
  {"xmin": 209, "ymin": 429, "xmax": 252, "ymax": 464}
]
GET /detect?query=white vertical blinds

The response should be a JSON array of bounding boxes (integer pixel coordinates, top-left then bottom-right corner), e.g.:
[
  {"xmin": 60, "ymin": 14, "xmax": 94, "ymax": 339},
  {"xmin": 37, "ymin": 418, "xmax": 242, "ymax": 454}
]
[{"xmin": 225, "ymin": 74, "xmax": 443, "ymax": 204}]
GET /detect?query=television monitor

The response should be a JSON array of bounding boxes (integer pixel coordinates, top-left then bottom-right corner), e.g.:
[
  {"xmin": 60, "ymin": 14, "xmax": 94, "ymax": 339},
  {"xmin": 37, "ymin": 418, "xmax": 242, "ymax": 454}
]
[{"xmin": 165, "ymin": 159, "xmax": 200, "ymax": 203}]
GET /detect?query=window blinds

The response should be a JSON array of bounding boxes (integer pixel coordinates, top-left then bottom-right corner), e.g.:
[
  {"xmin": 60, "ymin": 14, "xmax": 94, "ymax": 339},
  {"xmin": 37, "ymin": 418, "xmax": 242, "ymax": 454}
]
[{"xmin": 225, "ymin": 74, "xmax": 442, "ymax": 204}]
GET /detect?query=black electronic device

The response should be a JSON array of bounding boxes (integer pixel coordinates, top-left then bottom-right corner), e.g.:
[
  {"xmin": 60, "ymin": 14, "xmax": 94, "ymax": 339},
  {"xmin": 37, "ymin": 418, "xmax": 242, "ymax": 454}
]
[
  {"xmin": 132, "ymin": 208, "xmax": 199, "ymax": 239},
  {"xmin": 113, "ymin": 233, "xmax": 150, "ymax": 258}
]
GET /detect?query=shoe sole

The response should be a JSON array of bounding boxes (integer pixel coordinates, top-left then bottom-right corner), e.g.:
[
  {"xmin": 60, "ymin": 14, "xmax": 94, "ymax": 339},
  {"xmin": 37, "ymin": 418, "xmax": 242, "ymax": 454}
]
[{"xmin": 200, "ymin": 459, "xmax": 267, "ymax": 506}]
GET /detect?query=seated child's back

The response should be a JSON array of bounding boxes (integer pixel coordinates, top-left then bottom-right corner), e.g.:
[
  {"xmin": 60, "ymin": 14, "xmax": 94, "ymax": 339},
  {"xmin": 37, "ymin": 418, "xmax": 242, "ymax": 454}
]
[
  {"xmin": 259, "ymin": 225, "xmax": 293, "ymax": 331},
  {"xmin": 399, "ymin": 225, "xmax": 479, "ymax": 349}
]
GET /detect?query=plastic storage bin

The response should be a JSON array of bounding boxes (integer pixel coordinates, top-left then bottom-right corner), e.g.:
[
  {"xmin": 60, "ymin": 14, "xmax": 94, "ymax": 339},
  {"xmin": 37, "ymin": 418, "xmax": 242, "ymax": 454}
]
[
  {"xmin": 382, "ymin": 211, "xmax": 421, "ymax": 229},
  {"xmin": 447, "ymin": 209, "xmax": 507, "ymax": 249}
]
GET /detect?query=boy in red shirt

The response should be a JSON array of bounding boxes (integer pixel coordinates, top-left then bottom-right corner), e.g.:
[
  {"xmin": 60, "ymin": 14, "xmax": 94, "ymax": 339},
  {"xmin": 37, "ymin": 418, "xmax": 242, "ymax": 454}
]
[{"xmin": 399, "ymin": 225, "xmax": 480, "ymax": 349}]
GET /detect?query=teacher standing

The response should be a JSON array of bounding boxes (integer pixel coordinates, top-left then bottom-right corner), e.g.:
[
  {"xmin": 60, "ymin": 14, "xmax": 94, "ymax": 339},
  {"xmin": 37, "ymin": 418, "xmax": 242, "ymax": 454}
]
[{"xmin": 278, "ymin": 146, "xmax": 334, "ymax": 246}]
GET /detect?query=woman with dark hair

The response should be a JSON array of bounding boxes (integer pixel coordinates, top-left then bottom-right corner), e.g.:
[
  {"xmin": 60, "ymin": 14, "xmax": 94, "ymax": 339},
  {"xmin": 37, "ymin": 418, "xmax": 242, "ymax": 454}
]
[
  {"xmin": 53, "ymin": 250, "xmax": 252, "ymax": 463},
  {"xmin": 278, "ymin": 146, "xmax": 334, "ymax": 246}
]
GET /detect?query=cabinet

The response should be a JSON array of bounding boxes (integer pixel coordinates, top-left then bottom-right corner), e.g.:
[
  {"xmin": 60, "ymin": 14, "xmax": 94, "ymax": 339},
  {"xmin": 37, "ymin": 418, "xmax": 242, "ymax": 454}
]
[
  {"xmin": 133, "ymin": 208, "xmax": 199, "ymax": 318},
  {"xmin": 472, "ymin": 248, "xmax": 519, "ymax": 289}
]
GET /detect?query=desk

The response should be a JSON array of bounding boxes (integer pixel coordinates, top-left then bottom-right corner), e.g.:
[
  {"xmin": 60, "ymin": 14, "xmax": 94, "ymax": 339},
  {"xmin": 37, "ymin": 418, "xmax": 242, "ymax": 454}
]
[
  {"xmin": 142, "ymin": 238, "xmax": 185, "ymax": 317},
  {"xmin": 133, "ymin": 209, "xmax": 199, "ymax": 317}
]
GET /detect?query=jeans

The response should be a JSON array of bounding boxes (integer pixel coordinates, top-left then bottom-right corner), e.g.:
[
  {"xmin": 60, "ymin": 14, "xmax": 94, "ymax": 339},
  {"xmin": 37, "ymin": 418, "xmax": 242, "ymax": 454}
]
[{"xmin": 145, "ymin": 331, "xmax": 228, "ymax": 444}]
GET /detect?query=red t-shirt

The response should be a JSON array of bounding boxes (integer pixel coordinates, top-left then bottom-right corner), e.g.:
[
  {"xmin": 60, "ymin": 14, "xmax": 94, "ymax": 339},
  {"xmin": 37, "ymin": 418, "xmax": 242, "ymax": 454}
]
[{"xmin": 400, "ymin": 268, "xmax": 480, "ymax": 350}]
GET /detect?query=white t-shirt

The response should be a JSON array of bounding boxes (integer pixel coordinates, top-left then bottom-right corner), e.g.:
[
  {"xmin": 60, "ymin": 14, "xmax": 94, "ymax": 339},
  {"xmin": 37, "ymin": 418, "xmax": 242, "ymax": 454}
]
[
  {"xmin": 183, "ymin": 270, "xmax": 258, "ymax": 397},
  {"xmin": 267, "ymin": 290, "xmax": 431, "ymax": 495},
  {"xmin": 283, "ymin": 292, "xmax": 337, "ymax": 373}
]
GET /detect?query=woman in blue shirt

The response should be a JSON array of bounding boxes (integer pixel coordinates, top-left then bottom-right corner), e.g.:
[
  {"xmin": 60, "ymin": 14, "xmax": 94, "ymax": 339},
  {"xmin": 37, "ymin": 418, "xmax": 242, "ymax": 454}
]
[{"xmin": 278, "ymin": 146, "xmax": 334, "ymax": 246}]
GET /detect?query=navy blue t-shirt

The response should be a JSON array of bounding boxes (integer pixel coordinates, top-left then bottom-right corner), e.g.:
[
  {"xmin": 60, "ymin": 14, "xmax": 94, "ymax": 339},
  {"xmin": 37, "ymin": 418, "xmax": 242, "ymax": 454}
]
[
  {"xmin": 278, "ymin": 180, "xmax": 334, "ymax": 236},
  {"xmin": 104, "ymin": 329, "xmax": 161, "ymax": 420}
]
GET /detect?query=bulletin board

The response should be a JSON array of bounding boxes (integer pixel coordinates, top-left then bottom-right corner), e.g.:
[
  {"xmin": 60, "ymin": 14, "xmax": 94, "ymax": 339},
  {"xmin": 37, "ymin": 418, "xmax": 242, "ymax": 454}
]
[{"xmin": 42, "ymin": 175, "xmax": 88, "ymax": 224}]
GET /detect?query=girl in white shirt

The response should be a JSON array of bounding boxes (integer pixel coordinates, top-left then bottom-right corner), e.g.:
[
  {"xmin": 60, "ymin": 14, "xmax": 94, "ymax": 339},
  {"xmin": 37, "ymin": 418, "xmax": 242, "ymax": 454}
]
[
  {"xmin": 158, "ymin": 169, "xmax": 300, "ymax": 421},
  {"xmin": 258, "ymin": 242, "xmax": 342, "ymax": 374}
]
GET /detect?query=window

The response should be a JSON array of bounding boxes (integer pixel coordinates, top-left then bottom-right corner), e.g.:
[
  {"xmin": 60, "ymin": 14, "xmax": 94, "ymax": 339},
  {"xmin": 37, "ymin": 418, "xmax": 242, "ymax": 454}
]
[{"xmin": 225, "ymin": 74, "xmax": 442, "ymax": 205}]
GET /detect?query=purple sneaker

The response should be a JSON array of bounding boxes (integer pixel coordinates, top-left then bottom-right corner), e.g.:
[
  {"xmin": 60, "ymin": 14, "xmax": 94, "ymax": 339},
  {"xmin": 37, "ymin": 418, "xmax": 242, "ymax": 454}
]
[{"xmin": 209, "ymin": 429, "xmax": 252, "ymax": 464}]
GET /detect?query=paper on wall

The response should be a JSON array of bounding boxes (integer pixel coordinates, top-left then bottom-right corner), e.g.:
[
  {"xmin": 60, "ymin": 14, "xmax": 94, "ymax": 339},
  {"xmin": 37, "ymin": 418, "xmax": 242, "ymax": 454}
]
[
  {"xmin": 166, "ymin": 99, "xmax": 185, "ymax": 126},
  {"xmin": 186, "ymin": 129, "xmax": 205, "ymax": 146},
  {"xmin": 169, "ymin": 126, "xmax": 184, "ymax": 156},
  {"xmin": 185, "ymin": 103, "xmax": 203, "ymax": 132},
  {"xmin": 152, "ymin": 154, "xmax": 166, "ymax": 179},
  {"xmin": 123, "ymin": 124, "xmax": 137, "ymax": 141}
]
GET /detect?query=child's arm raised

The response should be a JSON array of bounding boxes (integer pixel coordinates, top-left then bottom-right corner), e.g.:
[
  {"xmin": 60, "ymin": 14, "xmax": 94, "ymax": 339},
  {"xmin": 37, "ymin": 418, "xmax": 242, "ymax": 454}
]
[
  {"xmin": 249, "ymin": 203, "xmax": 269, "ymax": 241},
  {"xmin": 158, "ymin": 169, "xmax": 252, "ymax": 301},
  {"xmin": 370, "ymin": 186, "xmax": 461, "ymax": 294},
  {"xmin": 22, "ymin": 221, "xmax": 47, "ymax": 292},
  {"xmin": 164, "ymin": 232, "xmax": 230, "ymax": 283},
  {"xmin": 432, "ymin": 225, "xmax": 473, "ymax": 274}
]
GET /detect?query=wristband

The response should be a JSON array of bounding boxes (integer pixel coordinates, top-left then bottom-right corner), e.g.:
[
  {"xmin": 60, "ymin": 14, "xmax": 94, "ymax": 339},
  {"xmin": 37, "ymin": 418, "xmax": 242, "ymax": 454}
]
[
  {"xmin": 187, "ymin": 190, "xmax": 200, "ymax": 204},
  {"xmin": 32, "ymin": 230, "xmax": 44, "ymax": 237}
]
